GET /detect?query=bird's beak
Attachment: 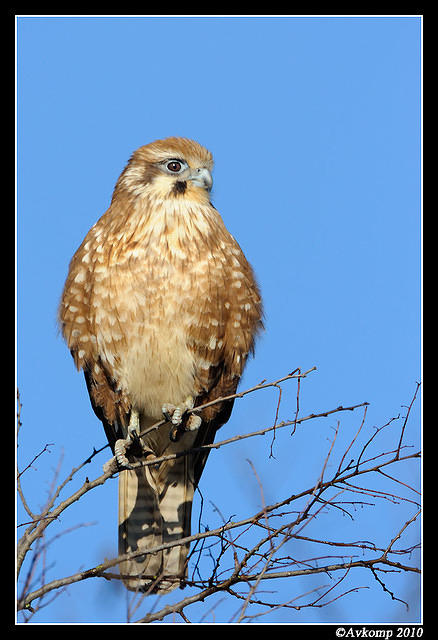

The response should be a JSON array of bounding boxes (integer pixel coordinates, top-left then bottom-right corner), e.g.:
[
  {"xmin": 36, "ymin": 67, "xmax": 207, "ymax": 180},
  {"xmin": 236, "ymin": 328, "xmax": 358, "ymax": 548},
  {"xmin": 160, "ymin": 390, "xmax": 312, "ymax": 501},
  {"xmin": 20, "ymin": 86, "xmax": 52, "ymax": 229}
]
[{"xmin": 187, "ymin": 167, "xmax": 213, "ymax": 192}]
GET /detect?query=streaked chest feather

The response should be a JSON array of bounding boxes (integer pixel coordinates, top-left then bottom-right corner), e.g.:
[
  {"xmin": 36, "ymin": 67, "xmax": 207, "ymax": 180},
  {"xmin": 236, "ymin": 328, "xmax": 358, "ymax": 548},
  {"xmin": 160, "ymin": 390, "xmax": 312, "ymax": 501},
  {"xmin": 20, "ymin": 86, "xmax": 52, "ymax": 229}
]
[{"xmin": 83, "ymin": 199, "xmax": 243, "ymax": 417}]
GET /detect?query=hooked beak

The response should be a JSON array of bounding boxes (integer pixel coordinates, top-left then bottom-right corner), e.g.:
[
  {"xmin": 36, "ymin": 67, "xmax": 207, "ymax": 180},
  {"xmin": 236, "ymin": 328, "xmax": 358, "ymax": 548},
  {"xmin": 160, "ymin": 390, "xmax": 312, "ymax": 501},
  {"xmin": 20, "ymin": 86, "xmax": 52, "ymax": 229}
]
[{"xmin": 187, "ymin": 167, "xmax": 213, "ymax": 191}]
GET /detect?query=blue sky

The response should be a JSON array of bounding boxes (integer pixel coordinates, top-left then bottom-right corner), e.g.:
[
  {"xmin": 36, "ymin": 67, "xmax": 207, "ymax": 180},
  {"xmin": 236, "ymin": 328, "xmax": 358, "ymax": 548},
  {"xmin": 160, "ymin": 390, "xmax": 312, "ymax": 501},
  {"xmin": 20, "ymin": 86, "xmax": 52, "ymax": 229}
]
[{"xmin": 17, "ymin": 16, "xmax": 421, "ymax": 624}]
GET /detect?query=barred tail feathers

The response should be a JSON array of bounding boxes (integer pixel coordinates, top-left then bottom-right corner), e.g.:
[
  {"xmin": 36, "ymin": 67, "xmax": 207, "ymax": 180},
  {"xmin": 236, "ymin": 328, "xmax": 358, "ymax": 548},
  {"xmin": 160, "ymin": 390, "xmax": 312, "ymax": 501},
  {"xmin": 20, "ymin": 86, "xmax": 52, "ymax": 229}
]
[{"xmin": 117, "ymin": 432, "xmax": 196, "ymax": 593}]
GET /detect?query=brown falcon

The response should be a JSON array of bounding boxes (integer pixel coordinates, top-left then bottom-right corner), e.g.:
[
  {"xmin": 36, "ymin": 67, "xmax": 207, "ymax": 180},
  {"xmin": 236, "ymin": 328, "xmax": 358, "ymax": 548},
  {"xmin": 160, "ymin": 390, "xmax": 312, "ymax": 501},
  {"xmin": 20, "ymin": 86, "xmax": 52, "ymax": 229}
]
[{"xmin": 58, "ymin": 137, "xmax": 263, "ymax": 593}]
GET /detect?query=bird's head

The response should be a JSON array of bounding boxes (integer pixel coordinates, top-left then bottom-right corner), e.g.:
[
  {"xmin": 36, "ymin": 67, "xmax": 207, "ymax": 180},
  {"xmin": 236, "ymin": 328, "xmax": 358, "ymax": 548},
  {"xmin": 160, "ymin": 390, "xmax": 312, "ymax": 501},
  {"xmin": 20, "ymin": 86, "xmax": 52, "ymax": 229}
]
[{"xmin": 114, "ymin": 137, "xmax": 214, "ymax": 204}]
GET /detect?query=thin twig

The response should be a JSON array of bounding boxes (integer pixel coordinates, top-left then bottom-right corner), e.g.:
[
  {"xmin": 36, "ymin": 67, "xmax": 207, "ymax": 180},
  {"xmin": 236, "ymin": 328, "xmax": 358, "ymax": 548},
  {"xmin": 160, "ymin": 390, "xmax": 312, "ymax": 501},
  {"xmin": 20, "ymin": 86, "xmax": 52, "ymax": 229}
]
[{"xmin": 395, "ymin": 382, "xmax": 421, "ymax": 460}]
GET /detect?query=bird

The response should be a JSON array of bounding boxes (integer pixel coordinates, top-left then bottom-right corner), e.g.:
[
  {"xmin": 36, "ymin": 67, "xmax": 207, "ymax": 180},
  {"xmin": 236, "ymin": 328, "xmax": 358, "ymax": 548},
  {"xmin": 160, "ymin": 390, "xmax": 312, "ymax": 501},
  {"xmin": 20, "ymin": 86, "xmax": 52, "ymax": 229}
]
[{"xmin": 58, "ymin": 137, "xmax": 263, "ymax": 593}]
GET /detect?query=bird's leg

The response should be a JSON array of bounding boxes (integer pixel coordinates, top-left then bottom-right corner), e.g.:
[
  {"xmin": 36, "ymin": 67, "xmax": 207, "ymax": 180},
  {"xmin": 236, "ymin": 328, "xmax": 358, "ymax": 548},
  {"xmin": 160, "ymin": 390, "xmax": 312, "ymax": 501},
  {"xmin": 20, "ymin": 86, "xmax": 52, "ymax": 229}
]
[
  {"xmin": 103, "ymin": 409, "xmax": 140, "ymax": 473},
  {"xmin": 162, "ymin": 396, "xmax": 202, "ymax": 441},
  {"xmin": 127, "ymin": 408, "xmax": 140, "ymax": 438}
]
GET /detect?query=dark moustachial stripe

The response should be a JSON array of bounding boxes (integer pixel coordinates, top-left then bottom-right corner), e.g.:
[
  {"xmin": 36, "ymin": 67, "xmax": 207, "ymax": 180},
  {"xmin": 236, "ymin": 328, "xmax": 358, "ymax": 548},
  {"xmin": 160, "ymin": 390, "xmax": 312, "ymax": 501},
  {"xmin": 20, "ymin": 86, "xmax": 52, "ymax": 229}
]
[{"xmin": 172, "ymin": 180, "xmax": 187, "ymax": 196}]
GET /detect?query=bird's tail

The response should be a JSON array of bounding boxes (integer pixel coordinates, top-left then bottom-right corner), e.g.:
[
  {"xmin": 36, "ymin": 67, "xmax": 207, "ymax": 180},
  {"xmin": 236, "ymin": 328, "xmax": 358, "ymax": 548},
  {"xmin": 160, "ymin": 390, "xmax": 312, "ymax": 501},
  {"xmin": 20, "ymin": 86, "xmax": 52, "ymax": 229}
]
[{"xmin": 118, "ymin": 429, "xmax": 196, "ymax": 594}]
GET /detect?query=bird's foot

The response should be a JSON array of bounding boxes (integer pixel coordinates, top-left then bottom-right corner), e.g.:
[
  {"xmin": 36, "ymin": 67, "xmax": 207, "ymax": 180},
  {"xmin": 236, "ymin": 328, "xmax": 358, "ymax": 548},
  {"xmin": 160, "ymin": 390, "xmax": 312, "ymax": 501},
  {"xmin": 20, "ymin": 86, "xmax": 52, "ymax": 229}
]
[
  {"xmin": 162, "ymin": 396, "xmax": 202, "ymax": 441},
  {"xmin": 103, "ymin": 434, "xmax": 136, "ymax": 473},
  {"xmin": 103, "ymin": 410, "xmax": 140, "ymax": 473}
]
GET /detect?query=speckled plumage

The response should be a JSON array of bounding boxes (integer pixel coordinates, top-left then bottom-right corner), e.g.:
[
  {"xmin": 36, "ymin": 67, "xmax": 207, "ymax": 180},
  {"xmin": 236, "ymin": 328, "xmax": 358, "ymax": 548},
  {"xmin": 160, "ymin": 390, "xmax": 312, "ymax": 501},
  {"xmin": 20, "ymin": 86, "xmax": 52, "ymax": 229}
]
[{"xmin": 58, "ymin": 137, "xmax": 263, "ymax": 593}]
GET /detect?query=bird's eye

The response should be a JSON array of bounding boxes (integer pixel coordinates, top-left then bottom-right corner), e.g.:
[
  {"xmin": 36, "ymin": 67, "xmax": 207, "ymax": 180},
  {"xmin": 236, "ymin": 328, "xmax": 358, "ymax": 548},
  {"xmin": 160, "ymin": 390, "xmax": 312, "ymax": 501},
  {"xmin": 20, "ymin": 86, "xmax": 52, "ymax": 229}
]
[
  {"xmin": 167, "ymin": 160, "xmax": 183, "ymax": 172},
  {"xmin": 159, "ymin": 158, "xmax": 188, "ymax": 175}
]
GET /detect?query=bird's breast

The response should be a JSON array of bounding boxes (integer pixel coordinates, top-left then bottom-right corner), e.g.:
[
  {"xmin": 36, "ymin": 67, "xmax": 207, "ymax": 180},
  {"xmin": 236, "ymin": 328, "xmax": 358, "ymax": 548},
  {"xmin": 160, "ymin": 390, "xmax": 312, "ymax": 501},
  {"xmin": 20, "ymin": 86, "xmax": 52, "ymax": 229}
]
[{"xmin": 91, "ymin": 203, "xmax": 231, "ymax": 419}]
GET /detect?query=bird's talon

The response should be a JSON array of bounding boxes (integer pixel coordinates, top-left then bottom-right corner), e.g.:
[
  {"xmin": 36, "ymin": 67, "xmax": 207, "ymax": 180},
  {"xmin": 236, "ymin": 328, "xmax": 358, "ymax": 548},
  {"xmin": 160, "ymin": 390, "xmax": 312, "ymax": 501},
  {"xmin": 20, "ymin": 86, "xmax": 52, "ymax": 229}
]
[
  {"xmin": 162, "ymin": 403, "xmax": 176, "ymax": 422},
  {"xmin": 166, "ymin": 403, "xmax": 202, "ymax": 440},
  {"xmin": 163, "ymin": 396, "xmax": 196, "ymax": 427},
  {"xmin": 171, "ymin": 406, "xmax": 184, "ymax": 426},
  {"xmin": 114, "ymin": 437, "xmax": 134, "ymax": 469},
  {"xmin": 186, "ymin": 414, "xmax": 202, "ymax": 431}
]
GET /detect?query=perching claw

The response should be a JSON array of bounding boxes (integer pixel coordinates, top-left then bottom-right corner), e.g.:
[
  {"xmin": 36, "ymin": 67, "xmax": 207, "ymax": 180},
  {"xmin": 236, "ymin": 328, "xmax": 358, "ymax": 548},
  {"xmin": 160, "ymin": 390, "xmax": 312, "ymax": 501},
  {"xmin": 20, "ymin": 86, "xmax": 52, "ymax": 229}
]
[
  {"xmin": 162, "ymin": 396, "xmax": 202, "ymax": 441},
  {"xmin": 103, "ymin": 409, "xmax": 141, "ymax": 472}
]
